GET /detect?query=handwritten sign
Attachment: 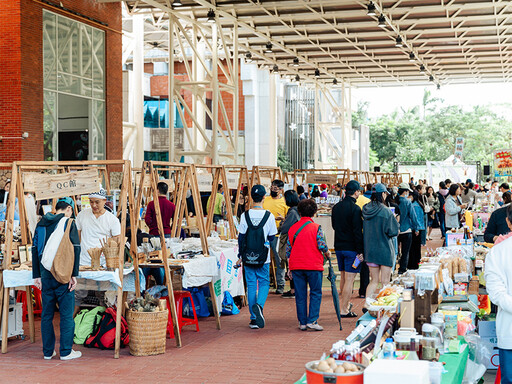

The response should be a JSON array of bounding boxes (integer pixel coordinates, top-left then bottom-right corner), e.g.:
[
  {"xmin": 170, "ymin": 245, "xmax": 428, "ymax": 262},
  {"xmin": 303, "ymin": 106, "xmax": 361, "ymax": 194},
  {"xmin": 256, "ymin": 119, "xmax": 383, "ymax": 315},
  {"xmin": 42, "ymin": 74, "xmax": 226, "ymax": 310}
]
[
  {"xmin": 197, "ymin": 173, "xmax": 213, "ymax": 192},
  {"xmin": 306, "ymin": 174, "xmax": 337, "ymax": 185},
  {"xmin": 33, "ymin": 169, "xmax": 100, "ymax": 200},
  {"xmin": 225, "ymin": 172, "xmax": 240, "ymax": 189}
]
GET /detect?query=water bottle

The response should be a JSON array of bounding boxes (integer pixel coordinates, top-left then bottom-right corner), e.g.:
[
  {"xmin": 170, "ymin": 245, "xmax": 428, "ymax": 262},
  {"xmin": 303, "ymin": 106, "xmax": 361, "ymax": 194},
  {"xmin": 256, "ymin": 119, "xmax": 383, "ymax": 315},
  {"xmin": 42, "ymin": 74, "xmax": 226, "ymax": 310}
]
[
  {"xmin": 352, "ymin": 257, "xmax": 361, "ymax": 269},
  {"xmin": 382, "ymin": 338, "xmax": 395, "ymax": 360}
]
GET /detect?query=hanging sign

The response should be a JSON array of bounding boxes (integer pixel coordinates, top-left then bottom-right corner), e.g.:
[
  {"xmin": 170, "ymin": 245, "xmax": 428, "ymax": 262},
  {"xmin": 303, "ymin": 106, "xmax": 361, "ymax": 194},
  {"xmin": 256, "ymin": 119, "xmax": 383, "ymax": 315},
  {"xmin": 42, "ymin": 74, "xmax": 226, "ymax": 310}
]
[
  {"xmin": 23, "ymin": 173, "xmax": 41, "ymax": 192},
  {"xmin": 454, "ymin": 137, "xmax": 465, "ymax": 161},
  {"xmin": 33, "ymin": 169, "xmax": 100, "ymax": 200},
  {"xmin": 197, "ymin": 173, "xmax": 213, "ymax": 192},
  {"xmin": 306, "ymin": 174, "xmax": 337, "ymax": 185},
  {"xmin": 494, "ymin": 149, "xmax": 512, "ymax": 177},
  {"xmin": 225, "ymin": 172, "xmax": 240, "ymax": 189}
]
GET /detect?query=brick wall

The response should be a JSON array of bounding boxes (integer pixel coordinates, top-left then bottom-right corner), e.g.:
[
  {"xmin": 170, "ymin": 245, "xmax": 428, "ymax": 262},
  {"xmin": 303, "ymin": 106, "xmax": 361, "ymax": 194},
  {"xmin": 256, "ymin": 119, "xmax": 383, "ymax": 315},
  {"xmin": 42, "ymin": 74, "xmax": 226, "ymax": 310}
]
[
  {"xmin": 0, "ymin": 0, "xmax": 122, "ymax": 162},
  {"xmin": 149, "ymin": 60, "xmax": 245, "ymax": 133}
]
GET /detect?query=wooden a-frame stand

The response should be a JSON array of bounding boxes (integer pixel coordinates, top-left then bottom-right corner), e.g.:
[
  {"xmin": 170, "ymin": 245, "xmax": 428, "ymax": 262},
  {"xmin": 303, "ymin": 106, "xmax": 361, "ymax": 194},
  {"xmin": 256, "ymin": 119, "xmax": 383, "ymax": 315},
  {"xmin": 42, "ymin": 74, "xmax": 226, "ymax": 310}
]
[
  {"xmin": 0, "ymin": 160, "xmax": 134, "ymax": 359},
  {"xmin": 135, "ymin": 161, "xmax": 221, "ymax": 348}
]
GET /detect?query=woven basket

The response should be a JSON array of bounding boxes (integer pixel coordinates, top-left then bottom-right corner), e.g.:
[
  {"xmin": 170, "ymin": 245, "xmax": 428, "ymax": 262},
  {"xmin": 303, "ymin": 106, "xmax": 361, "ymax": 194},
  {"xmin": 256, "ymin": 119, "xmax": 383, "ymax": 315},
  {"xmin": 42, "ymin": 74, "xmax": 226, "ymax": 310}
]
[
  {"xmin": 126, "ymin": 309, "xmax": 168, "ymax": 356},
  {"xmin": 104, "ymin": 247, "xmax": 119, "ymax": 270}
]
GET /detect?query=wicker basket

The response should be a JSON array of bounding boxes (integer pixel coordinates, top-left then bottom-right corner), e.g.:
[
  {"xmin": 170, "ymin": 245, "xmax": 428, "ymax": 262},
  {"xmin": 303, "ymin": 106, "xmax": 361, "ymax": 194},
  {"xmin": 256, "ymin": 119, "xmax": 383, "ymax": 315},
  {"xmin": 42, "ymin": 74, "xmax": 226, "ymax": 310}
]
[
  {"xmin": 126, "ymin": 309, "xmax": 168, "ymax": 356},
  {"xmin": 104, "ymin": 247, "xmax": 119, "ymax": 270}
]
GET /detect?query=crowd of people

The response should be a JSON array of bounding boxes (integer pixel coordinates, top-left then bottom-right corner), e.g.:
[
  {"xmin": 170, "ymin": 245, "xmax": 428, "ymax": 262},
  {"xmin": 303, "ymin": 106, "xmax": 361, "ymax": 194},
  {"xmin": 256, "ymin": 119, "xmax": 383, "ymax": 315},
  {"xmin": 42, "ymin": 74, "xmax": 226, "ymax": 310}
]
[{"xmin": 235, "ymin": 176, "xmax": 511, "ymax": 332}]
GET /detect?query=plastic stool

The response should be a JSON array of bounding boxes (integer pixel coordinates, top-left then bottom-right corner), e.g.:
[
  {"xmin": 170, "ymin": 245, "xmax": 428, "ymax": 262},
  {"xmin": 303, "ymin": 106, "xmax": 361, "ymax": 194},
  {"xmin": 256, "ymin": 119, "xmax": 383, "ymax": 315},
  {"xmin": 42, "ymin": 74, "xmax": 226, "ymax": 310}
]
[
  {"xmin": 17, "ymin": 286, "xmax": 43, "ymax": 322},
  {"xmin": 166, "ymin": 290, "xmax": 200, "ymax": 338},
  {"xmin": 495, "ymin": 366, "xmax": 501, "ymax": 384}
]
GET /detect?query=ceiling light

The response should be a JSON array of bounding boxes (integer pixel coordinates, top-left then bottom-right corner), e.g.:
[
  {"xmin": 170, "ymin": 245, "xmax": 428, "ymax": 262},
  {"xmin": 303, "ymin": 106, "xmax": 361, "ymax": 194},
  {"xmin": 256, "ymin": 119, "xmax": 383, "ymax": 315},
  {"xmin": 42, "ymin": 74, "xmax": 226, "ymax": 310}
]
[
  {"xmin": 429, "ymin": 75, "xmax": 434, "ymax": 82},
  {"xmin": 367, "ymin": 2, "xmax": 376, "ymax": 16},
  {"xmin": 395, "ymin": 37, "xmax": 403, "ymax": 48},
  {"xmin": 437, "ymin": 84, "xmax": 441, "ymax": 90},
  {"xmin": 172, "ymin": 0, "xmax": 182, "ymax": 6},
  {"xmin": 378, "ymin": 15, "xmax": 386, "ymax": 28},
  {"xmin": 245, "ymin": 52, "xmax": 252, "ymax": 62},
  {"xmin": 333, "ymin": 79, "xmax": 338, "ymax": 85},
  {"xmin": 409, "ymin": 52, "xmax": 415, "ymax": 62},
  {"xmin": 293, "ymin": 57, "xmax": 299, "ymax": 67},
  {"xmin": 419, "ymin": 65, "xmax": 425, "ymax": 74},
  {"xmin": 314, "ymin": 69, "xmax": 320, "ymax": 77},
  {"xmin": 295, "ymin": 74, "xmax": 300, "ymax": 82},
  {"xmin": 207, "ymin": 10, "xmax": 215, "ymax": 23},
  {"xmin": 272, "ymin": 65, "xmax": 278, "ymax": 73},
  {"xmin": 265, "ymin": 43, "xmax": 273, "ymax": 53}
]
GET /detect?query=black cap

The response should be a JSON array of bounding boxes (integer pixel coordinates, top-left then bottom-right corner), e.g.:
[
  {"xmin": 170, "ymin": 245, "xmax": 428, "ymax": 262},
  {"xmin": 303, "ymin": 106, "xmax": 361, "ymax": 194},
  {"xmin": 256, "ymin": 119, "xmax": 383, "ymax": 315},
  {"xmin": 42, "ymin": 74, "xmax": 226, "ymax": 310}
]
[
  {"xmin": 251, "ymin": 184, "xmax": 266, "ymax": 199},
  {"xmin": 345, "ymin": 180, "xmax": 360, "ymax": 193}
]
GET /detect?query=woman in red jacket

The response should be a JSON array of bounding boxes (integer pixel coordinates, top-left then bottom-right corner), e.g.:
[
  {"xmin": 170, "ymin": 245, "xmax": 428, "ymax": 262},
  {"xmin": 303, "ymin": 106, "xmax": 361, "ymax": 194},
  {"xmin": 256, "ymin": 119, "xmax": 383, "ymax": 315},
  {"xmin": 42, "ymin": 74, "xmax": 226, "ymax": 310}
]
[{"xmin": 286, "ymin": 199, "xmax": 330, "ymax": 331}]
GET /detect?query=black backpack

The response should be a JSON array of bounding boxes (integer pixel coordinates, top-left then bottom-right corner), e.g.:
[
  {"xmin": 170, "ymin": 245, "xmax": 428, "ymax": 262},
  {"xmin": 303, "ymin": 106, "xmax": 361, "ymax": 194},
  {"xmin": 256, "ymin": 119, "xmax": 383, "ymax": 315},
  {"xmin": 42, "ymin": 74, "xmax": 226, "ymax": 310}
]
[{"xmin": 240, "ymin": 210, "xmax": 271, "ymax": 267}]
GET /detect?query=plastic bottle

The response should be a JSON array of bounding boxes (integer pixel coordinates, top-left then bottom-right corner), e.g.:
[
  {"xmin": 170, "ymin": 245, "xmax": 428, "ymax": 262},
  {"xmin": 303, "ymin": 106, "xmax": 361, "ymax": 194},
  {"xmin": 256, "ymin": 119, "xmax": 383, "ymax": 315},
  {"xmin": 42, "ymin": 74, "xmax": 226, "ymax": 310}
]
[
  {"xmin": 382, "ymin": 338, "xmax": 395, "ymax": 360},
  {"xmin": 344, "ymin": 345, "xmax": 355, "ymax": 362},
  {"xmin": 352, "ymin": 341, "xmax": 362, "ymax": 364}
]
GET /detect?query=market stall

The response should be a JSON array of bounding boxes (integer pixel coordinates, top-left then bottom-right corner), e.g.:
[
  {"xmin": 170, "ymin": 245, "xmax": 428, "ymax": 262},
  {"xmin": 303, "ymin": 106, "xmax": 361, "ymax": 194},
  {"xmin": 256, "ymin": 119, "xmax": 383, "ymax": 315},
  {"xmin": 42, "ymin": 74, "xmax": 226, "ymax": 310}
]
[{"xmin": 0, "ymin": 160, "xmax": 135, "ymax": 358}]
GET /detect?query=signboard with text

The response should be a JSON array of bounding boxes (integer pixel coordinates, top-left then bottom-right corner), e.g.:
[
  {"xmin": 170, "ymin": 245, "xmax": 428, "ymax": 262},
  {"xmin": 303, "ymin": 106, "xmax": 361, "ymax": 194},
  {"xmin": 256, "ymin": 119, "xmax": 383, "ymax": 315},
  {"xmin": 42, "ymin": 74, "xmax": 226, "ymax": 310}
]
[
  {"xmin": 197, "ymin": 173, "xmax": 213, "ymax": 192},
  {"xmin": 494, "ymin": 149, "xmax": 512, "ymax": 177},
  {"xmin": 33, "ymin": 169, "xmax": 100, "ymax": 200},
  {"xmin": 306, "ymin": 174, "xmax": 337, "ymax": 185}
]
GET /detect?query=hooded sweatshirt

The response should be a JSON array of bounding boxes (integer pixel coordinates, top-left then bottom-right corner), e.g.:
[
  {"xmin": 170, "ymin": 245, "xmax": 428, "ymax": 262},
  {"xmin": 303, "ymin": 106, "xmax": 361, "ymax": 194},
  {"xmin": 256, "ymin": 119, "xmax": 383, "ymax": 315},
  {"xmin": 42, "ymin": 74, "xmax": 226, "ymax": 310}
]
[
  {"xmin": 32, "ymin": 213, "xmax": 80, "ymax": 280},
  {"xmin": 485, "ymin": 236, "xmax": 512, "ymax": 349},
  {"xmin": 362, "ymin": 202, "xmax": 399, "ymax": 267}
]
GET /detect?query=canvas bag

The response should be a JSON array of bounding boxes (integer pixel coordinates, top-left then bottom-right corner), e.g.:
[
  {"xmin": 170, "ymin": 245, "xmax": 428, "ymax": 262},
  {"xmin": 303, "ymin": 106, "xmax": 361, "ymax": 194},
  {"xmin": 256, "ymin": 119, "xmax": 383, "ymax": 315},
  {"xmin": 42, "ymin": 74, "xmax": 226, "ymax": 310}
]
[
  {"xmin": 74, "ymin": 306, "xmax": 106, "ymax": 344},
  {"xmin": 51, "ymin": 218, "xmax": 75, "ymax": 284}
]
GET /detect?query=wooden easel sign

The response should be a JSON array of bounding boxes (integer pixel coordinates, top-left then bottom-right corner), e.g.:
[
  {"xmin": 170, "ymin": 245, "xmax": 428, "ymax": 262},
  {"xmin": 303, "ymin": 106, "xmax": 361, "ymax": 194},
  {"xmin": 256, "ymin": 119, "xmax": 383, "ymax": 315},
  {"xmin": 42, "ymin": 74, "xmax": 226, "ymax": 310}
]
[
  {"xmin": 197, "ymin": 173, "xmax": 213, "ymax": 192},
  {"xmin": 306, "ymin": 174, "xmax": 337, "ymax": 185},
  {"xmin": 32, "ymin": 169, "xmax": 100, "ymax": 200}
]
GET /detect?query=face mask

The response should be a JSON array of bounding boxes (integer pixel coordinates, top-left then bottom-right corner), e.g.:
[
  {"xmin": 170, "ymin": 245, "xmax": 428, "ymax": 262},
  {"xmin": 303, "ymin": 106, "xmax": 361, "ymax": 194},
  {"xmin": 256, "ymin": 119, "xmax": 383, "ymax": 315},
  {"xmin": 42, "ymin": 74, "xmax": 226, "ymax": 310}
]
[{"xmin": 270, "ymin": 191, "xmax": 278, "ymax": 198}]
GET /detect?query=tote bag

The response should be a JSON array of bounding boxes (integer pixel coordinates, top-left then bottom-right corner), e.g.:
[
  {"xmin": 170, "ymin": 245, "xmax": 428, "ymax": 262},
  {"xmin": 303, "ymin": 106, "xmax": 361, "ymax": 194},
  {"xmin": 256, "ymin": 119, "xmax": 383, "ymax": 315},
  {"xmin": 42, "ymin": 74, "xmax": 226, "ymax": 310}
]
[{"xmin": 51, "ymin": 219, "xmax": 75, "ymax": 284}]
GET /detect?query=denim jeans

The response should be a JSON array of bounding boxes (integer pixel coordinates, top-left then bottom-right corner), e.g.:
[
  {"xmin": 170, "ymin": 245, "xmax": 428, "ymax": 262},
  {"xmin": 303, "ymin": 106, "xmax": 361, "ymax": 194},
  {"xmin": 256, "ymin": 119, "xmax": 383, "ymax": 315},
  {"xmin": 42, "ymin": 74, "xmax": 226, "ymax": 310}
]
[
  {"xmin": 245, "ymin": 264, "xmax": 270, "ymax": 320},
  {"xmin": 398, "ymin": 232, "xmax": 413, "ymax": 274},
  {"xmin": 143, "ymin": 267, "xmax": 165, "ymax": 286},
  {"xmin": 270, "ymin": 237, "xmax": 285, "ymax": 290},
  {"xmin": 438, "ymin": 212, "xmax": 446, "ymax": 238},
  {"xmin": 292, "ymin": 270, "xmax": 323, "ymax": 325},
  {"xmin": 500, "ymin": 349, "xmax": 512, "ymax": 384},
  {"xmin": 41, "ymin": 276, "xmax": 75, "ymax": 357}
]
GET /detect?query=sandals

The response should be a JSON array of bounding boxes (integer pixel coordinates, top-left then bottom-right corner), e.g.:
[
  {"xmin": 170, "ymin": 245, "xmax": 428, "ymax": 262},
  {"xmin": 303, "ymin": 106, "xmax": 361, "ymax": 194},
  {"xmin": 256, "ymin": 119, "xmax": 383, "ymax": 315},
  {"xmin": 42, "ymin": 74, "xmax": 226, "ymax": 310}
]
[{"xmin": 340, "ymin": 311, "xmax": 358, "ymax": 318}]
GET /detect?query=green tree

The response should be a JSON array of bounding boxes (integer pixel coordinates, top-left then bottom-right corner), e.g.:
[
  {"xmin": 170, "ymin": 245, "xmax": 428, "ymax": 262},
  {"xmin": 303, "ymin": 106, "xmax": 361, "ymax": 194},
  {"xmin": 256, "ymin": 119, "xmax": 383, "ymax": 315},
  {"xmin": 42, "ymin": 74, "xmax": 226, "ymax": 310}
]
[{"xmin": 277, "ymin": 145, "xmax": 293, "ymax": 172}]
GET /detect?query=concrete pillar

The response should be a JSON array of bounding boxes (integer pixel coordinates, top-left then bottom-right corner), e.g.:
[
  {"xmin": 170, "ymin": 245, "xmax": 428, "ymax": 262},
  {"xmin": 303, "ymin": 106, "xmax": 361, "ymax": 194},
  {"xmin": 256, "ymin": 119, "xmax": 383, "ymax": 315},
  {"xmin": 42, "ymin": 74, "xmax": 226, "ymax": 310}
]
[{"xmin": 133, "ymin": 15, "xmax": 144, "ymax": 166}]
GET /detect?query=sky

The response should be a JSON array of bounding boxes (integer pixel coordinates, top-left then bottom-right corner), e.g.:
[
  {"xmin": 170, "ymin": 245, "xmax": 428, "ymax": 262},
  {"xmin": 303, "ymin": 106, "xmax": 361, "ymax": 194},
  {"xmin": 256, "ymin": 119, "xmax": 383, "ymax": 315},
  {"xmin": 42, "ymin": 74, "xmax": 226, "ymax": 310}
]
[{"xmin": 351, "ymin": 82, "xmax": 512, "ymax": 119}]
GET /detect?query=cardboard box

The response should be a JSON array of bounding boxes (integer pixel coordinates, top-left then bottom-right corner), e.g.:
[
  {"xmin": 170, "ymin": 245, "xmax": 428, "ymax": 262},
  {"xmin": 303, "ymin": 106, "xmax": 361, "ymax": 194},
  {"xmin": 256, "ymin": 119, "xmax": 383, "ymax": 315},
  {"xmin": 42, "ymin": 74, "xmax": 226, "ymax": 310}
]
[
  {"xmin": 364, "ymin": 360, "xmax": 430, "ymax": 384},
  {"xmin": 478, "ymin": 320, "xmax": 497, "ymax": 338},
  {"xmin": 487, "ymin": 347, "xmax": 500, "ymax": 370}
]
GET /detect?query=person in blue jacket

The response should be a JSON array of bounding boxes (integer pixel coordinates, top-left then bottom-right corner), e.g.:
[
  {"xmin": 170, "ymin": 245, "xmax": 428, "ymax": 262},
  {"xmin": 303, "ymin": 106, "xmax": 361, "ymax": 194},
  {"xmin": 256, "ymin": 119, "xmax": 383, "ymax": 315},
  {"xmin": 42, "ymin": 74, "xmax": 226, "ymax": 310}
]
[
  {"xmin": 408, "ymin": 190, "xmax": 426, "ymax": 269},
  {"xmin": 396, "ymin": 182, "xmax": 419, "ymax": 274}
]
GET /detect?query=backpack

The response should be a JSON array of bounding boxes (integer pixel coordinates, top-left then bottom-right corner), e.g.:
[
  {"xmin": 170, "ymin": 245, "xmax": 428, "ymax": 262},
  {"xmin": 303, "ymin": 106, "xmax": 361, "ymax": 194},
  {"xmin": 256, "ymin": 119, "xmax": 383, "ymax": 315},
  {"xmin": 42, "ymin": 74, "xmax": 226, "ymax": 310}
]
[
  {"xmin": 84, "ymin": 307, "xmax": 129, "ymax": 350},
  {"xmin": 74, "ymin": 306, "xmax": 106, "ymax": 344},
  {"xmin": 240, "ymin": 210, "xmax": 271, "ymax": 267}
]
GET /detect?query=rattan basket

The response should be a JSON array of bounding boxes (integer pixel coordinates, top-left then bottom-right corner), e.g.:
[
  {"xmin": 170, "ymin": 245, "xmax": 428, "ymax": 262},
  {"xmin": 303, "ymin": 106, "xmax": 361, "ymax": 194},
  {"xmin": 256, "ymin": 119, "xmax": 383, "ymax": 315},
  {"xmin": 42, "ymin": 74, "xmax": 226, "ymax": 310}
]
[
  {"xmin": 103, "ymin": 247, "xmax": 119, "ymax": 270},
  {"xmin": 126, "ymin": 309, "xmax": 168, "ymax": 356}
]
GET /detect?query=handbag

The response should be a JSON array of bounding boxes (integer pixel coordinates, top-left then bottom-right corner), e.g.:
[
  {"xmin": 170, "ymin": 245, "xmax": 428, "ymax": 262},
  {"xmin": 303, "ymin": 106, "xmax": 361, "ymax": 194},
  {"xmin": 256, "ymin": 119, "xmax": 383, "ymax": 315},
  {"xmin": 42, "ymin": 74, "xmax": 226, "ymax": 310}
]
[
  {"xmin": 50, "ymin": 218, "xmax": 75, "ymax": 284},
  {"xmin": 423, "ymin": 195, "xmax": 431, "ymax": 213}
]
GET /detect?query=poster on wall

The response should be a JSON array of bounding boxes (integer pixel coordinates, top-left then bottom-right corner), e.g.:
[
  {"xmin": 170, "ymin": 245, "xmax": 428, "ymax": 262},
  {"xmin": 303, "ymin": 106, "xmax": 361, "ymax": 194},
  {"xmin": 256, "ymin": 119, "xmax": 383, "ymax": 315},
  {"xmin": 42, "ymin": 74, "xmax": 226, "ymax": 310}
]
[{"xmin": 494, "ymin": 149, "xmax": 512, "ymax": 177}]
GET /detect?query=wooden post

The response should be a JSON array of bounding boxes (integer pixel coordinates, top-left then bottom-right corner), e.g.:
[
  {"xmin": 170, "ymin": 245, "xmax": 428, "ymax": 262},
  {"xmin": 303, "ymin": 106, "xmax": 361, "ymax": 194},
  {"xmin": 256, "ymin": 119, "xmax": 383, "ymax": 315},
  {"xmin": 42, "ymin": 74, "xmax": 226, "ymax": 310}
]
[{"xmin": 220, "ymin": 166, "xmax": 237, "ymax": 239}]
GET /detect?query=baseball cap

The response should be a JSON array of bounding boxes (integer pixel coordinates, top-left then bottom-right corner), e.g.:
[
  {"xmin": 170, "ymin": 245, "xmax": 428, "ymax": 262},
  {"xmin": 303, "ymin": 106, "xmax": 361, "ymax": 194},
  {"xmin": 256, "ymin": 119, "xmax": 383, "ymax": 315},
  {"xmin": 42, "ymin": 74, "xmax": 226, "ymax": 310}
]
[
  {"xmin": 320, "ymin": 184, "xmax": 328, "ymax": 189},
  {"xmin": 89, "ymin": 188, "xmax": 107, "ymax": 200},
  {"xmin": 345, "ymin": 180, "xmax": 360, "ymax": 193},
  {"xmin": 251, "ymin": 184, "xmax": 266, "ymax": 199},
  {"xmin": 57, "ymin": 196, "xmax": 75, "ymax": 209},
  {"xmin": 398, "ymin": 182, "xmax": 413, "ymax": 192},
  {"xmin": 466, "ymin": 179, "xmax": 472, "ymax": 184},
  {"xmin": 372, "ymin": 183, "xmax": 389, "ymax": 194}
]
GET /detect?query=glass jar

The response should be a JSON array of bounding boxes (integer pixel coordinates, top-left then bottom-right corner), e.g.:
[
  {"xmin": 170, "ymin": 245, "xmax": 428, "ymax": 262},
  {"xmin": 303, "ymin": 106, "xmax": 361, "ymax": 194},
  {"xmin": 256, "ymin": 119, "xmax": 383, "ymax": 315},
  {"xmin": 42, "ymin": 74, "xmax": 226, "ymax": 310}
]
[{"xmin": 420, "ymin": 337, "xmax": 437, "ymax": 361}]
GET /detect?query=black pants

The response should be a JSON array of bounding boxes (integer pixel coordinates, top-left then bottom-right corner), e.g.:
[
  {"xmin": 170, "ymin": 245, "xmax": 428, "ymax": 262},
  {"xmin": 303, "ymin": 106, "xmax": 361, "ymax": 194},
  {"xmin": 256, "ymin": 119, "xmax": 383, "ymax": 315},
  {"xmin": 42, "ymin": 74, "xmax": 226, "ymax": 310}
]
[
  {"xmin": 398, "ymin": 232, "xmax": 413, "ymax": 274},
  {"xmin": 358, "ymin": 261, "xmax": 370, "ymax": 297},
  {"xmin": 408, "ymin": 232, "xmax": 422, "ymax": 270}
]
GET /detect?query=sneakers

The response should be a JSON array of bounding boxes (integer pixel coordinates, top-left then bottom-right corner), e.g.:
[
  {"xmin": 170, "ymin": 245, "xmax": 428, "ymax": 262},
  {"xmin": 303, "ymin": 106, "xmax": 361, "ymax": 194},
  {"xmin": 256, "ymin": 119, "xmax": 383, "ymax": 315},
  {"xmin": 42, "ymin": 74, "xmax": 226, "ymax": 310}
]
[
  {"xmin": 43, "ymin": 350, "xmax": 56, "ymax": 360},
  {"xmin": 298, "ymin": 324, "xmax": 307, "ymax": 331},
  {"xmin": 274, "ymin": 288, "xmax": 284, "ymax": 295},
  {"xmin": 252, "ymin": 304, "xmax": 265, "ymax": 329},
  {"xmin": 60, "ymin": 350, "xmax": 82, "ymax": 361},
  {"xmin": 249, "ymin": 320, "xmax": 259, "ymax": 329},
  {"xmin": 306, "ymin": 322, "xmax": 324, "ymax": 331},
  {"xmin": 281, "ymin": 290, "xmax": 295, "ymax": 298}
]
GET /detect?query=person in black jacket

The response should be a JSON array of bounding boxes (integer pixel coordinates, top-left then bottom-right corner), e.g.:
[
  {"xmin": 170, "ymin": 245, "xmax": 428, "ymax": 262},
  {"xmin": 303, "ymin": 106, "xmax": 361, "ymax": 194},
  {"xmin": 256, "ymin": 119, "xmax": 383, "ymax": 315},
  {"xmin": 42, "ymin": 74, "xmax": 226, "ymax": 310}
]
[
  {"xmin": 32, "ymin": 197, "xmax": 81, "ymax": 361},
  {"xmin": 484, "ymin": 191, "xmax": 512, "ymax": 243},
  {"xmin": 331, "ymin": 180, "xmax": 363, "ymax": 317},
  {"xmin": 437, "ymin": 181, "xmax": 448, "ymax": 239}
]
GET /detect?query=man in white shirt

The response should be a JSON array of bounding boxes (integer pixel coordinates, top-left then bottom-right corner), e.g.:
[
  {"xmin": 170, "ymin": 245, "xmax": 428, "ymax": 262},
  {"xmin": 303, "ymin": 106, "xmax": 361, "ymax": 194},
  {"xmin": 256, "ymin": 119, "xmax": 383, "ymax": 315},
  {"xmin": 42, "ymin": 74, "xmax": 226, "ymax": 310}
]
[
  {"xmin": 485, "ymin": 205, "xmax": 512, "ymax": 383},
  {"xmin": 76, "ymin": 190, "xmax": 121, "ymax": 266},
  {"xmin": 236, "ymin": 185, "xmax": 277, "ymax": 329}
]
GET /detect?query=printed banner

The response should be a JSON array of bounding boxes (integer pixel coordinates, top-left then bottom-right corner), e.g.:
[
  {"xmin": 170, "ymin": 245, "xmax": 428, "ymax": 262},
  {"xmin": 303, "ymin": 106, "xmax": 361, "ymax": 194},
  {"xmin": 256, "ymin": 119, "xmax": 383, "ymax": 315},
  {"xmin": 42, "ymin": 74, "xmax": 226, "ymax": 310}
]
[{"xmin": 494, "ymin": 149, "xmax": 512, "ymax": 177}]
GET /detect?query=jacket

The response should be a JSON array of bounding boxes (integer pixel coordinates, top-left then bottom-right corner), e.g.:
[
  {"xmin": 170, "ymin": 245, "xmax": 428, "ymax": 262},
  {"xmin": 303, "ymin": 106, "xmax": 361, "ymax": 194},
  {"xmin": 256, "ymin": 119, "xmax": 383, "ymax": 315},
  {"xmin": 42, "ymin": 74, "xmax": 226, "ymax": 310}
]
[
  {"xmin": 331, "ymin": 196, "xmax": 363, "ymax": 253},
  {"xmin": 398, "ymin": 196, "xmax": 418, "ymax": 233},
  {"xmin": 287, "ymin": 218, "xmax": 328, "ymax": 271},
  {"xmin": 32, "ymin": 213, "xmax": 80, "ymax": 280},
  {"xmin": 412, "ymin": 202, "xmax": 426, "ymax": 231},
  {"xmin": 362, "ymin": 202, "xmax": 399, "ymax": 267},
  {"xmin": 485, "ymin": 236, "xmax": 512, "ymax": 349},
  {"xmin": 144, "ymin": 196, "xmax": 176, "ymax": 236},
  {"xmin": 437, "ymin": 191, "xmax": 447, "ymax": 219},
  {"xmin": 278, "ymin": 207, "xmax": 300, "ymax": 265},
  {"xmin": 444, "ymin": 195, "xmax": 462, "ymax": 229},
  {"xmin": 484, "ymin": 204, "xmax": 511, "ymax": 243}
]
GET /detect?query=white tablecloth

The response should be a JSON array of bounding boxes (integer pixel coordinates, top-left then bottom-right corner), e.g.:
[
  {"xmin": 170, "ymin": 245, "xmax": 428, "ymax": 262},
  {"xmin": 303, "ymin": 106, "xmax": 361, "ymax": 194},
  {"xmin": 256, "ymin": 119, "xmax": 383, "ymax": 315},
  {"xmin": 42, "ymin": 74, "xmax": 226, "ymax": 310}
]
[{"xmin": 2, "ymin": 268, "xmax": 145, "ymax": 292}]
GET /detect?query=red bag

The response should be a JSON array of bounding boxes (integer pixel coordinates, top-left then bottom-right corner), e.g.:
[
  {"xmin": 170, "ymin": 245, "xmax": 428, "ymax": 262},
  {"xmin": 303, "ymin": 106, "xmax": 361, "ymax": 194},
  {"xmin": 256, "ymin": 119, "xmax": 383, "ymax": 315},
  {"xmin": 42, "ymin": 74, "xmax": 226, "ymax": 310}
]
[{"xmin": 84, "ymin": 307, "xmax": 129, "ymax": 350}]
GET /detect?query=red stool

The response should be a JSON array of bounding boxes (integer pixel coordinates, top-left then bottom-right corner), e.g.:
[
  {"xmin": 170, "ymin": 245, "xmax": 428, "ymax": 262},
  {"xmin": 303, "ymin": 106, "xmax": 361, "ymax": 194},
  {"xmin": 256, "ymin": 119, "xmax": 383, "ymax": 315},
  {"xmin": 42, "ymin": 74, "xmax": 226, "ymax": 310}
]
[
  {"xmin": 17, "ymin": 286, "xmax": 43, "ymax": 322},
  {"xmin": 166, "ymin": 291, "xmax": 200, "ymax": 338}
]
